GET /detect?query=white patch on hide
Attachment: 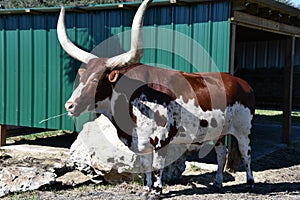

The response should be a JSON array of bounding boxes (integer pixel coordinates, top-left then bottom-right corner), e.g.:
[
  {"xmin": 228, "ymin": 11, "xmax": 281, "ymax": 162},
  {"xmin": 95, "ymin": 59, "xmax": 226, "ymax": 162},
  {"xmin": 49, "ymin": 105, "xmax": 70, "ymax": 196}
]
[
  {"xmin": 142, "ymin": 101, "xmax": 168, "ymax": 118},
  {"xmin": 110, "ymin": 89, "xmax": 122, "ymax": 115},
  {"xmin": 131, "ymin": 96, "xmax": 169, "ymax": 151},
  {"xmin": 68, "ymin": 72, "xmax": 97, "ymax": 103},
  {"xmin": 68, "ymin": 82, "xmax": 86, "ymax": 103},
  {"xmin": 225, "ymin": 102, "xmax": 253, "ymax": 137},
  {"xmin": 131, "ymin": 95, "xmax": 253, "ymax": 151},
  {"xmin": 170, "ymin": 96, "xmax": 225, "ymax": 144}
]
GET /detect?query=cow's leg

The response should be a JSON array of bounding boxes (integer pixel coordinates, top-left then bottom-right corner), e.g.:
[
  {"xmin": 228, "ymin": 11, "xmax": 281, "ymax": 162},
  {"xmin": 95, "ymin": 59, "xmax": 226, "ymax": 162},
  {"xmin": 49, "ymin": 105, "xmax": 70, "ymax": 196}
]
[
  {"xmin": 150, "ymin": 150, "xmax": 166, "ymax": 199},
  {"xmin": 140, "ymin": 151, "xmax": 164, "ymax": 200},
  {"xmin": 139, "ymin": 152, "xmax": 154, "ymax": 199},
  {"xmin": 213, "ymin": 139, "xmax": 227, "ymax": 189},
  {"xmin": 236, "ymin": 135, "xmax": 254, "ymax": 188},
  {"xmin": 152, "ymin": 150, "xmax": 167, "ymax": 198},
  {"xmin": 149, "ymin": 169, "xmax": 163, "ymax": 200}
]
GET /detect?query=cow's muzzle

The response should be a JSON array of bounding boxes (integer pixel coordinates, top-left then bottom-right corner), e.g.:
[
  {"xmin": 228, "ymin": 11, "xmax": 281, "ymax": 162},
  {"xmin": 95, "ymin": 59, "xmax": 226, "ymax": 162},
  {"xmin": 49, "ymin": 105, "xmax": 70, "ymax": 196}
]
[{"xmin": 65, "ymin": 102, "xmax": 76, "ymax": 116}]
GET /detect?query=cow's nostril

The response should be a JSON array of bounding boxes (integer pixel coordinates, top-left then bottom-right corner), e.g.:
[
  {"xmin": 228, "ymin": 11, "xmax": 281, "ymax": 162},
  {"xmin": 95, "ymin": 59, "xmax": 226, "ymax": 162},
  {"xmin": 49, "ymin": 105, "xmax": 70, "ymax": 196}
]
[{"xmin": 65, "ymin": 102, "xmax": 75, "ymax": 111}]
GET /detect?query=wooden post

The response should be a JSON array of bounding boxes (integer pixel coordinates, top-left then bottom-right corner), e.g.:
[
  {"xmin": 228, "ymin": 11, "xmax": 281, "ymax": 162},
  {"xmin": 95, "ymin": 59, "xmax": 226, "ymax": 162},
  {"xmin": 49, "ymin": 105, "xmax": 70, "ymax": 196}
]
[
  {"xmin": 282, "ymin": 36, "xmax": 295, "ymax": 144},
  {"xmin": 0, "ymin": 124, "xmax": 7, "ymax": 146},
  {"xmin": 225, "ymin": 23, "xmax": 241, "ymax": 172},
  {"xmin": 228, "ymin": 23, "xmax": 237, "ymax": 149},
  {"xmin": 230, "ymin": 23, "xmax": 237, "ymax": 75}
]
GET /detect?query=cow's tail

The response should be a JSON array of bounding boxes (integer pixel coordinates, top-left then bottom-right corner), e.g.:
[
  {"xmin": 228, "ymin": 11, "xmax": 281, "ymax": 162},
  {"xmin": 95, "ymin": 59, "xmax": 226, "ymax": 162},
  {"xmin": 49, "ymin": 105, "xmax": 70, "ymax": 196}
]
[{"xmin": 225, "ymin": 136, "xmax": 241, "ymax": 172}]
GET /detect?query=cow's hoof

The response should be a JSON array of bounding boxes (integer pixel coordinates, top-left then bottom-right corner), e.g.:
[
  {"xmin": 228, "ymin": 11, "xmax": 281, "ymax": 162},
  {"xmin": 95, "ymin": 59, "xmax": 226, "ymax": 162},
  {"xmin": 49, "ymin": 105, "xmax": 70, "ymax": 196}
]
[
  {"xmin": 147, "ymin": 194, "xmax": 160, "ymax": 200},
  {"xmin": 212, "ymin": 180, "xmax": 223, "ymax": 192},
  {"xmin": 139, "ymin": 191, "xmax": 149, "ymax": 199},
  {"xmin": 247, "ymin": 179, "xmax": 255, "ymax": 190}
]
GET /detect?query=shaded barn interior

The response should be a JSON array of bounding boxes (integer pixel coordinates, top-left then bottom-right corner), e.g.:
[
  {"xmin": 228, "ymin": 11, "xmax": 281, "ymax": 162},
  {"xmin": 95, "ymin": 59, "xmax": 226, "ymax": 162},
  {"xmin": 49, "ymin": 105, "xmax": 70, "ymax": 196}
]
[
  {"xmin": 234, "ymin": 26, "xmax": 300, "ymax": 109},
  {"xmin": 230, "ymin": 0, "xmax": 300, "ymax": 144}
]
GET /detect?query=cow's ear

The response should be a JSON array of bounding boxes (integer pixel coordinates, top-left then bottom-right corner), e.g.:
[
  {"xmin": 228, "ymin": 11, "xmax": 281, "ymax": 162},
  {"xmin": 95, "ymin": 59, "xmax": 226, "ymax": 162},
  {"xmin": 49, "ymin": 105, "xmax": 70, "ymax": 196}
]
[
  {"xmin": 78, "ymin": 68, "xmax": 86, "ymax": 77},
  {"xmin": 108, "ymin": 70, "xmax": 119, "ymax": 83}
]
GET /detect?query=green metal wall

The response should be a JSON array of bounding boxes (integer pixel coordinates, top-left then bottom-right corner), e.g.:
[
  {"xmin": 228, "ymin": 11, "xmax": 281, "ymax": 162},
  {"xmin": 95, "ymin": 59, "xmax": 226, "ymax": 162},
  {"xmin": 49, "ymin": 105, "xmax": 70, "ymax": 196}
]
[{"xmin": 0, "ymin": 1, "xmax": 231, "ymax": 130}]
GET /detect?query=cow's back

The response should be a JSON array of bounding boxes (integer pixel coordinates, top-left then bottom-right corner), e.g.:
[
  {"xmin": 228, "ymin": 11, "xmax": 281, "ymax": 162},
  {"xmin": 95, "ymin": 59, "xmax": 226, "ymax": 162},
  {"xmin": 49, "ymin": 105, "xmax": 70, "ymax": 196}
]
[
  {"xmin": 182, "ymin": 72, "xmax": 255, "ymax": 114},
  {"xmin": 220, "ymin": 73, "xmax": 255, "ymax": 114}
]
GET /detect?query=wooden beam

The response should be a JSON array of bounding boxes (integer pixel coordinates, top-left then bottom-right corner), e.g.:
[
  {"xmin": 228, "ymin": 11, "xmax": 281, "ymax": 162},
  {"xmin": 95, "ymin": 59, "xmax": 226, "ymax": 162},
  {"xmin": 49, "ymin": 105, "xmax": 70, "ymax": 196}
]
[
  {"xmin": 279, "ymin": 13, "xmax": 291, "ymax": 24},
  {"xmin": 269, "ymin": 10, "xmax": 280, "ymax": 21},
  {"xmin": 290, "ymin": 16, "xmax": 300, "ymax": 27},
  {"xmin": 232, "ymin": 0, "xmax": 246, "ymax": 11},
  {"xmin": 282, "ymin": 36, "xmax": 295, "ymax": 144},
  {"xmin": 247, "ymin": 0, "xmax": 300, "ymax": 19},
  {"xmin": 0, "ymin": 125, "xmax": 7, "ymax": 146},
  {"xmin": 258, "ymin": 7, "xmax": 270, "ymax": 18},
  {"xmin": 233, "ymin": 11, "xmax": 300, "ymax": 37},
  {"xmin": 230, "ymin": 23, "xmax": 237, "ymax": 75},
  {"xmin": 246, "ymin": 3, "xmax": 259, "ymax": 15}
]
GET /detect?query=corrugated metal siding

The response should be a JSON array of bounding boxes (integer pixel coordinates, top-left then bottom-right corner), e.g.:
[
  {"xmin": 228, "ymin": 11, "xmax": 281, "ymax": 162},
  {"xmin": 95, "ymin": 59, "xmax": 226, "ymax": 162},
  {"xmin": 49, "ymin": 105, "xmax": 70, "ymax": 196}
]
[
  {"xmin": 0, "ymin": 13, "xmax": 75, "ymax": 130},
  {"xmin": 141, "ymin": 2, "xmax": 231, "ymax": 72},
  {"xmin": 236, "ymin": 38, "xmax": 300, "ymax": 70},
  {"xmin": 0, "ymin": 1, "xmax": 231, "ymax": 130}
]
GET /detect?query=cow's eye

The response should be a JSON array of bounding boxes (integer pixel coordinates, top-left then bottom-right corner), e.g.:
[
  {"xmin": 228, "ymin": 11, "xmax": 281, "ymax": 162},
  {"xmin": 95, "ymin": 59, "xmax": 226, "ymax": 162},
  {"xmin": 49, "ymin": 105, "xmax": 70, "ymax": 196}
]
[{"xmin": 92, "ymin": 79, "xmax": 98, "ymax": 83}]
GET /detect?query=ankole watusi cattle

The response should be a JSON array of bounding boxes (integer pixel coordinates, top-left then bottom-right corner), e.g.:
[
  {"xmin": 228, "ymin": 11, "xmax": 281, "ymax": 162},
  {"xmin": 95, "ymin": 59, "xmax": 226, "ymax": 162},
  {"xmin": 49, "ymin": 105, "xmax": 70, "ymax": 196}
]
[{"xmin": 57, "ymin": 0, "xmax": 255, "ymax": 199}]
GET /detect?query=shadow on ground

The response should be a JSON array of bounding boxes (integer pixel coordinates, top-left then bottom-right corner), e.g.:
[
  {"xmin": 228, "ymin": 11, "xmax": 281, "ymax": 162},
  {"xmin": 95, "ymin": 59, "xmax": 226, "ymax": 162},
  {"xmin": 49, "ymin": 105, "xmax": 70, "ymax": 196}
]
[
  {"xmin": 163, "ymin": 181, "xmax": 300, "ymax": 199},
  {"xmin": 165, "ymin": 142, "xmax": 300, "ymax": 198},
  {"xmin": 7, "ymin": 131, "xmax": 78, "ymax": 148}
]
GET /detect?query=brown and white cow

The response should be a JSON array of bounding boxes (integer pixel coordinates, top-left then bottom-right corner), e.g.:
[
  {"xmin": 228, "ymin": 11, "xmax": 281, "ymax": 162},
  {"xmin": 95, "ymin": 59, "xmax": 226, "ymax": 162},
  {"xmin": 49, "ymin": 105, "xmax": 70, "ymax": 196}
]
[{"xmin": 57, "ymin": 0, "xmax": 255, "ymax": 199}]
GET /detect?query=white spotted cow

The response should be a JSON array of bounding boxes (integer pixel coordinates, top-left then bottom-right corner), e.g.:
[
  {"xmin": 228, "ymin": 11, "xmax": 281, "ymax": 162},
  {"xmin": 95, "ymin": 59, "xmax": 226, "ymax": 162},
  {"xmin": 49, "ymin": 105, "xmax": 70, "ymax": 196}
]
[{"xmin": 57, "ymin": 0, "xmax": 255, "ymax": 199}]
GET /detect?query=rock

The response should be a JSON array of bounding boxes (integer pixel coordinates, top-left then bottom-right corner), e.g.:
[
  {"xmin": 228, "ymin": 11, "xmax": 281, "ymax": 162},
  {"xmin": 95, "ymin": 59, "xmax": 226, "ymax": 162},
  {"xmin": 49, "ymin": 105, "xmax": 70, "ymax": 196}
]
[
  {"xmin": 104, "ymin": 168, "xmax": 139, "ymax": 184},
  {"xmin": 0, "ymin": 167, "xmax": 56, "ymax": 197},
  {"xmin": 70, "ymin": 115, "xmax": 187, "ymax": 184},
  {"xmin": 56, "ymin": 170, "xmax": 91, "ymax": 186},
  {"xmin": 0, "ymin": 152, "xmax": 12, "ymax": 161},
  {"xmin": 0, "ymin": 145, "xmax": 74, "ymax": 197},
  {"xmin": 70, "ymin": 115, "xmax": 141, "ymax": 183}
]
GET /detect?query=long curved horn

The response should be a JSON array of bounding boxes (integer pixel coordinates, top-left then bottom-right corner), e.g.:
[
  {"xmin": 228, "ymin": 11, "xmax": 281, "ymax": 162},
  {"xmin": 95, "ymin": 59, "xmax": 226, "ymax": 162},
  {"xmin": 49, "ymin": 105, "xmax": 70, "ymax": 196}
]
[
  {"xmin": 105, "ymin": 0, "xmax": 153, "ymax": 69},
  {"xmin": 57, "ymin": 7, "xmax": 99, "ymax": 64}
]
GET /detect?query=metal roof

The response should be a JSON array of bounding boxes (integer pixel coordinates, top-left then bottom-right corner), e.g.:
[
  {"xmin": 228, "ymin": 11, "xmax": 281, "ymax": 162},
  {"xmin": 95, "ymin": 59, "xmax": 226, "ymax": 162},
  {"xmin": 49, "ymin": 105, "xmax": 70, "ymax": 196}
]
[{"xmin": 0, "ymin": 0, "xmax": 213, "ymax": 15}]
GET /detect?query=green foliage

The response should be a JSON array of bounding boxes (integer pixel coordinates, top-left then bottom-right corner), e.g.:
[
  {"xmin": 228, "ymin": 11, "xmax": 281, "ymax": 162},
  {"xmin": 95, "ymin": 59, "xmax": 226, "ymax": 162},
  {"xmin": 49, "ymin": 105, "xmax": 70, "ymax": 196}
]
[
  {"xmin": 0, "ymin": 0, "xmax": 139, "ymax": 8},
  {"xmin": 189, "ymin": 162, "xmax": 202, "ymax": 172},
  {"xmin": 254, "ymin": 109, "xmax": 300, "ymax": 125},
  {"xmin": 6, "ymin": 191, "xmax": 40, "ymax": 200},
  {"xmin": 6, "ymin": 130, "xmax": 65, "ymax": 144}
]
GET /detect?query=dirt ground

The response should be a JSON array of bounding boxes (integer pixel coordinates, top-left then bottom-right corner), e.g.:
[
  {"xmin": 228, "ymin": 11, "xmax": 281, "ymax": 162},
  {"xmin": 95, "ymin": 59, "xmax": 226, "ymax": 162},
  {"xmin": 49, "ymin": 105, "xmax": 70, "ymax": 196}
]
[{"xmin": 1, "ymin": 141, "xmax": 299, "ymax": 200}]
